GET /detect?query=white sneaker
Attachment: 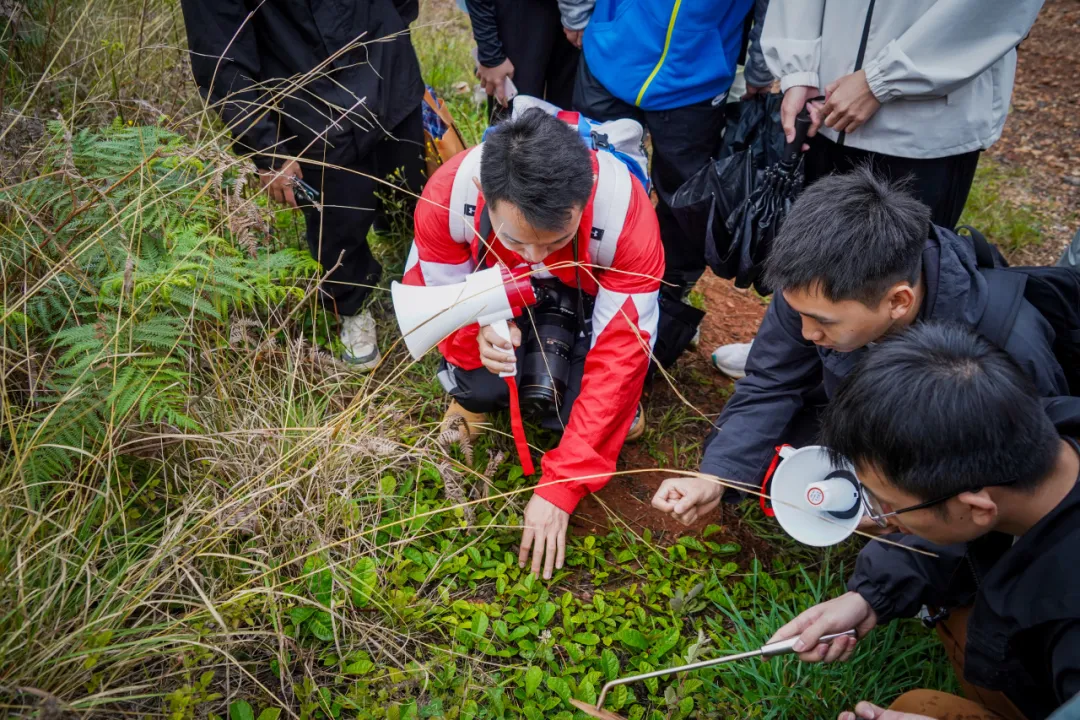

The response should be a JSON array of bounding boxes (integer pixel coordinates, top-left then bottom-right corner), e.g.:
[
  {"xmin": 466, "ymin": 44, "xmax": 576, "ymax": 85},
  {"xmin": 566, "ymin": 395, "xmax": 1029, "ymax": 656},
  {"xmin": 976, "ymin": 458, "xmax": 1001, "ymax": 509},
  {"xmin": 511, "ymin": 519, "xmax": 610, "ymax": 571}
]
[
  {"xmin": 340, "ymin": 310, "xmax": 381, "ymax": 371},
  {"xmin": 688, "ymin": 326, "xmax": 701, "ymax": 350},
  {"xmin": 711, "ymin": 341, "xmax": 752, "ymax": 379}
]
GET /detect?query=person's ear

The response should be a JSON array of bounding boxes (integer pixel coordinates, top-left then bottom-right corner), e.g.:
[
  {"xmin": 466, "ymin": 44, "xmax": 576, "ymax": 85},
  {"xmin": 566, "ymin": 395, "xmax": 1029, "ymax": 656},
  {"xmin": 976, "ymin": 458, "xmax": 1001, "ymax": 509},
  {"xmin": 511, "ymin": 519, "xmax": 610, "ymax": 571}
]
[
  {"xmin": 886, "ymin": 283, "xmax": 917, "ymax": 320},
  {"xmin": 956, "ymin": 490, "xmax": 998, "ymax": 529}
]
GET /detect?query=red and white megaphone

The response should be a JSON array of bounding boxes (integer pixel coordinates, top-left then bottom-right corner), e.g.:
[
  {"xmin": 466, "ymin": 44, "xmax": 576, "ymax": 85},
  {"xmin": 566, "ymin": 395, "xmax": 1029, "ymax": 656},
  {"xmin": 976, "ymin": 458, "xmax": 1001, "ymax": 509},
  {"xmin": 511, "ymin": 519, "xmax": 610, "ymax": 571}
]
[
  {"xmin": 390, "ymin": 265, "xmax": 538, "ymax": 473},
  {"xmin": 766, "ymin": 445, "xmax": 865, "ymax": 547}
]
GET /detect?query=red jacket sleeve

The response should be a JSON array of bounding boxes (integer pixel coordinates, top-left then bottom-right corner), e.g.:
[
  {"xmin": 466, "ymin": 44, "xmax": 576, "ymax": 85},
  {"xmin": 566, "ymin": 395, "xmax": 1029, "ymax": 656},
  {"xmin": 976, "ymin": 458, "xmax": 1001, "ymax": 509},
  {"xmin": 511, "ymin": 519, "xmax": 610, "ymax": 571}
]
[
  {"xmin": 534, "ymin": 175, "xmax": 664, "ymax": 513},
  {"xmin": 403, "ymin": 151, "xmax": 482, "ymax": 369}
]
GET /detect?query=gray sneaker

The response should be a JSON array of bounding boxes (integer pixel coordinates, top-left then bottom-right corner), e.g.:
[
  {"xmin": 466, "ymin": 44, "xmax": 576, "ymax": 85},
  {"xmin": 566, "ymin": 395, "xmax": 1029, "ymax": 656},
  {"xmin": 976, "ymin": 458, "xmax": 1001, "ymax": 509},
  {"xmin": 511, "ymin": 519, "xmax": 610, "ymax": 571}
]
[
  {"xmin": 1057, "ymin": 228, "xmax": 1080, "ymax": 269},
  {"xmin": 340, "ymin": 310, "xmax": 381, "ymax": 371},
  {"xmin": 711, "ymin": 341, "xmax": 752, "ymax": 379}
]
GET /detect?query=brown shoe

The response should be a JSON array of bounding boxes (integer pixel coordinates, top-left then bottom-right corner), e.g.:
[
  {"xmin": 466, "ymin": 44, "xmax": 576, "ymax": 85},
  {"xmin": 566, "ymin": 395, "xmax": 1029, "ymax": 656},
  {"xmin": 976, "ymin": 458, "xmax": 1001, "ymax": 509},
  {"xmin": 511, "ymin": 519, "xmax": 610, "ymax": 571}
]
[
  {"xmin": 441, "ymin": 401, "xmax": 488, "ymax": 441},
  {"xmin": 624, "ymin": 403, "xmax": 645, "ymax": 443}
]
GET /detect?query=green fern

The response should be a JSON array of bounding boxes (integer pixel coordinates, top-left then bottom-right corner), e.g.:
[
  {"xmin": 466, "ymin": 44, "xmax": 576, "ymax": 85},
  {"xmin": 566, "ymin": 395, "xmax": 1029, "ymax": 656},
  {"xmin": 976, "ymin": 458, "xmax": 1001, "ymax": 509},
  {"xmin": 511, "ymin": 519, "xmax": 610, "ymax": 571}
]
[{"xmin": 1, "ymin": 121, "xmax": 323, "ymax": 500}]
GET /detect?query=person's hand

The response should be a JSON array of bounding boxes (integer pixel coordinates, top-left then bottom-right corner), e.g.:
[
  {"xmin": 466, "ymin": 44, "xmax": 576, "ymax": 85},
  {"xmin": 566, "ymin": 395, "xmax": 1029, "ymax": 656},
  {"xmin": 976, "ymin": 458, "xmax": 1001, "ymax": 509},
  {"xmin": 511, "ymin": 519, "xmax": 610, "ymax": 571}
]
[
  {"xmin": 651, "ymin": 476, "xmax": 724, "ymax": 526},
  {"xmin": 838, "ymin": 702, "xmax": 935, "ymax": 720},
  {"xmin": 477, "ymin": 58, "xmax": 515, "ymax": 106},
  {"xmin": 518, "ymin": 494, "xmax": 570, "ymax": 579},
  {"xmin": 767, "ymin": 592, "xmax": 877, "ymax": 663},
  {"xmin": 563, "ymin": 27, "xmax": 583, "ymax": 49},
  {"xmin": 822, "ymin": 70, "xmax": 881, "ymax": 134},
  {"xmin": 258, "ymin": 160, "xmax": 301, "ymax": 208},
  {"xmin": 741, "ymin": 83, "xmax": 772, "ymax": 100},
  {"xmin": 477, "ymin": 322, "xmax": 520, "ymax": 375},
  {"xmin": 780, "ymin": 85, "xmax": 824, "ymax": 151}
]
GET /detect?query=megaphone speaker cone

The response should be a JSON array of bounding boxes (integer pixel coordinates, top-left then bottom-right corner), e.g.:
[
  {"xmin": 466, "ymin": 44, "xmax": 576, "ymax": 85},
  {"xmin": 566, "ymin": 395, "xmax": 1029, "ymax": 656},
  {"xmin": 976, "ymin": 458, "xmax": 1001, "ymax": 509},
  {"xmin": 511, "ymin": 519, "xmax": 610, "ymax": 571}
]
[{"xmin": 771, "ymin": 445, "xmax": 864, "ymax": 547}]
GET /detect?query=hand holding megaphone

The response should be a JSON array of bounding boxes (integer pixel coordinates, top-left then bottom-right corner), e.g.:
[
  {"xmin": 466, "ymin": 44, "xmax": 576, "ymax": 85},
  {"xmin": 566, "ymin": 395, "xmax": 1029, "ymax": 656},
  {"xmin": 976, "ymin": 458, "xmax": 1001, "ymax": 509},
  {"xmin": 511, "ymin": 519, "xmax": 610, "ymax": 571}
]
[{"xmin": 391, "ymin": 264, "xmax": 538, "ymax": 474}]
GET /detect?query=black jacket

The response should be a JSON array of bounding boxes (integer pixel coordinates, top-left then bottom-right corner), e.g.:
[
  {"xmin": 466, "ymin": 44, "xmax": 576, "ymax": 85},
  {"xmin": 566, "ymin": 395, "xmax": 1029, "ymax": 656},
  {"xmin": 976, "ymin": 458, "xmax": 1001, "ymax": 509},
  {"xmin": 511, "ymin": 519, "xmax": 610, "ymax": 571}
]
[
  {"xmin": 699, "ymin": 225, "xmax": 1069, "ymax": 484},
  {"xmin": 848, "ymin": 432, "xmax": 1080, "ymax": 720},
  {"xmin": 180, "ymin": 0, "xmax": 424, "ymax": 169}
]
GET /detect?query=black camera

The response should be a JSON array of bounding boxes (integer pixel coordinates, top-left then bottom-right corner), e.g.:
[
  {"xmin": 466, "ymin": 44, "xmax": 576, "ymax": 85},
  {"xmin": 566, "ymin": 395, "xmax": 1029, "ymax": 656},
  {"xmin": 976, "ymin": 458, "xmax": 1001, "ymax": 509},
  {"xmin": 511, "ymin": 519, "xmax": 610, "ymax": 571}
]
[{"xmin": 518, "ymin": 280, "xmax": 586, "ymax": 415}]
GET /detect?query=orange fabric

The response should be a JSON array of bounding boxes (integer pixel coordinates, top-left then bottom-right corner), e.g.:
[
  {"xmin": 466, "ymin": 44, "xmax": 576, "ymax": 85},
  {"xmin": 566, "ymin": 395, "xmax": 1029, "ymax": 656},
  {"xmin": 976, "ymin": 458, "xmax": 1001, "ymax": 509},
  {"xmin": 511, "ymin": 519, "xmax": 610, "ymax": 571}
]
[
  {"xmin": 888, "ymin": 690, "xmax": 1006, "ymax": 719},
  {"xmin": 935, "ymin": 608, "xmax": 1028, "ymax": 720}
]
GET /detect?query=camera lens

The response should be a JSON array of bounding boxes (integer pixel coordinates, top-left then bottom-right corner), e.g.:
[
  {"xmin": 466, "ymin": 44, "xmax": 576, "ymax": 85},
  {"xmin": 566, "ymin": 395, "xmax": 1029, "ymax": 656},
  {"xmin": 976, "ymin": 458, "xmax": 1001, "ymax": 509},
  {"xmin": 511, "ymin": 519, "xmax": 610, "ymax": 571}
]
[{"xmin": 519, "ymin": 281, "xmax": 580, "ymax": 415}]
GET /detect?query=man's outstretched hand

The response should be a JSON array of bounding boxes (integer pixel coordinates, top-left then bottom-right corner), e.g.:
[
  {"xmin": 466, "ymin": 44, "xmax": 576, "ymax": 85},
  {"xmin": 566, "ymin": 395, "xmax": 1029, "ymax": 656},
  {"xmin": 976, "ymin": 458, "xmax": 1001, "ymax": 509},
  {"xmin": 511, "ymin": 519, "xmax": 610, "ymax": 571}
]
[
  {"xmin": 519, "ymin": 494, "xmax": 569, "ymax": 580},
  {"xmin": 651, "ymin": 476, "xmax": 724, "ymax": 526},
  {"xmin": 767, "ymin": 592, "xmax": 878, "ymax": 663},
  {"xmin": 839, "ymin": 702, "xmax": 934, "ymax": 720}
]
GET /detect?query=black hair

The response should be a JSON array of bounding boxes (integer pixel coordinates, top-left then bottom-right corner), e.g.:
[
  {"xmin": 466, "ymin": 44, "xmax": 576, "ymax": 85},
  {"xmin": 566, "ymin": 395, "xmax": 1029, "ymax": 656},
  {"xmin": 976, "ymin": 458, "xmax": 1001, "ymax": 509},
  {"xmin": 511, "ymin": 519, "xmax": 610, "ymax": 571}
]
[
  {"xmin": 820, "ymin": 322, "xmax": 1060, "ymax": 502},
  {"xmin": 480, "ymin": 109, "xmax": 594, "ymax": 232},
  {"xmin": 762, "ymin": 165, "xmax": 932, "ymax": 305}
]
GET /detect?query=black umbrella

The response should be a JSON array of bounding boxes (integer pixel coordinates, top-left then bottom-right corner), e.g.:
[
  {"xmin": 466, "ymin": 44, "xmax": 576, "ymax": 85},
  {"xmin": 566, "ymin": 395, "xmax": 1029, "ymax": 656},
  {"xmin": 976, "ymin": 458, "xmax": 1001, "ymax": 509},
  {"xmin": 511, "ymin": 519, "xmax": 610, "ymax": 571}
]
[
  {"xmin": 728, "ymin": 107, "xmax": 812, "ymax": 294},
  {"xmin": 670, "ymin": 95, "xmax": 814, "ymax": 295}
]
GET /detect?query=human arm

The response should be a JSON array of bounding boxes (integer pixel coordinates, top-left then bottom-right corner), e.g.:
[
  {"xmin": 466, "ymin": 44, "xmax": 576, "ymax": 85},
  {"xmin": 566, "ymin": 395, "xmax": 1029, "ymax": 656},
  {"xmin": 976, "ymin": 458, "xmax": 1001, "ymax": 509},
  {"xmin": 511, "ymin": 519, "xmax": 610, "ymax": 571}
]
[
  {"xmin": 742, "ymin": 0, "xmax": 774, "ymax": 92},
  {"xmin": 464, "ymin": 0, "xmax": 505, "ymax": 68},
  {"xmin": 401, "ymin": 152, "xmax": 481, "ymax": 368},
  {"xmin": 559, "ymin": 0, "xmax": 595, "ymax": 31},
  {"xmin": 666, "ymin": 295, "xmax": 823, "ymax": 517},
  {"xmin": 760, "ymin": 0, "xmax": 824, "ymax": 93},
  {"xmin": 847, "ymin": 534, "xmax": 974, "ymax": 624},
  {"xmin": 179, "ymin": 0, "xmax": 281, "ymax": 170},
  {"xmin": 533, "ymin": 177, "xmax": 662, "ymax": 516},
  {"xmin": 861, "ymin": 0, "xmax": 1043, "ymax": 103}
]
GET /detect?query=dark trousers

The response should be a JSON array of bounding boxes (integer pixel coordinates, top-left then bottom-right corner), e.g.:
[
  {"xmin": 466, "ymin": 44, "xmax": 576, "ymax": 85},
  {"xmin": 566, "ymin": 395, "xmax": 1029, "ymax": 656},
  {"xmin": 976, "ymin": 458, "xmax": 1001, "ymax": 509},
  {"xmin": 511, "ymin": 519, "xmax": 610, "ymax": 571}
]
[
  {"xmin": 573, "ymin": 57, "xmax": 726, "ymax": 301},
  {"xmin": 440, "ymin": 321, "xmax": 591, "ymax": 432},
  {"xmin": 299, "ymin": 106, "xmax": 425, "ymax": 317},
  {"xmin": 488, "ymin": 0, "xmax": 579, "ymax": 123},
  {"xmin": 804, "ymin": 135, "xmax": 981, "ymax": 229}
]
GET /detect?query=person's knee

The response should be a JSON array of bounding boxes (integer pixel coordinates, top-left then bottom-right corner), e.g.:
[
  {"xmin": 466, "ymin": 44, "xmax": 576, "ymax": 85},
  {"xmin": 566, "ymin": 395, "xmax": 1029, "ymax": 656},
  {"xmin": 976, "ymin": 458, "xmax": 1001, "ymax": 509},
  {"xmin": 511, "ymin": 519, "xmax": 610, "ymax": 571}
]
[{"xmin": 439, "ymin": 363, "xmax": 508, "ymax": 414}]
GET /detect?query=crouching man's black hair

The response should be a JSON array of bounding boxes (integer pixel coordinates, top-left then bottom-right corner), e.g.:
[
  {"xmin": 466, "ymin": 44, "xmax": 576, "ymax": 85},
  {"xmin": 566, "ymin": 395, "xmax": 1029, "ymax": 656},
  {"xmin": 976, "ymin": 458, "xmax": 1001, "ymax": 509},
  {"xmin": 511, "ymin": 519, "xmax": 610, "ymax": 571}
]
[
  {"xmin": 763, "ymin": 165, "xmax": 932, "ymax": 305},
  {"xmin": 480, "ymin": 109, "xmax": 594, "ymax": 231},
  {"xmin": 820, "ymin": 322, "xmax": 1060, "ymax": 502}
]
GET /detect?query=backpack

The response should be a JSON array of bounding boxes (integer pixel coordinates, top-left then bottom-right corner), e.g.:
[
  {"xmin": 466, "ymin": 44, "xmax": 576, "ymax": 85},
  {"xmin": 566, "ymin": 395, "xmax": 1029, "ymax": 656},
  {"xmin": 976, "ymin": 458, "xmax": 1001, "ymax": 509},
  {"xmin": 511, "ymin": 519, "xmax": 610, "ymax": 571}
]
[
  {"xmin": 960, "ymin": 225, "xmax": 1080, "ymax": 395},
  {"xmin": 482, "ymin": 95, "xmax": 651, "ymax": 193}
]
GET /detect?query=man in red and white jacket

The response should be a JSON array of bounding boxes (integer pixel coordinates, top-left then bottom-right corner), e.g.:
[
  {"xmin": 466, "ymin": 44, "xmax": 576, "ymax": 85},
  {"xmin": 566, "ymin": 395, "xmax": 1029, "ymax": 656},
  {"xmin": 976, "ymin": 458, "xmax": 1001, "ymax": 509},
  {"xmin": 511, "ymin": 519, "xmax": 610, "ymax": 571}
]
[{"xmin": 404, "ymin": 109, "xmax": 663, "ymax": 579}]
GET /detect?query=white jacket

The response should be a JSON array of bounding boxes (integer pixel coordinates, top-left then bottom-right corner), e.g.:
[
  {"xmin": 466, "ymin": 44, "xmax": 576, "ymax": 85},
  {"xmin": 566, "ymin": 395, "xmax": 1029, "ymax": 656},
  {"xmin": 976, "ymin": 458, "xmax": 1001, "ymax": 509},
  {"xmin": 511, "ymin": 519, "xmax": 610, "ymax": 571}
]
[{"xmin": 761, "ymin": 0, "xmax": 1044, "ymax": 159}]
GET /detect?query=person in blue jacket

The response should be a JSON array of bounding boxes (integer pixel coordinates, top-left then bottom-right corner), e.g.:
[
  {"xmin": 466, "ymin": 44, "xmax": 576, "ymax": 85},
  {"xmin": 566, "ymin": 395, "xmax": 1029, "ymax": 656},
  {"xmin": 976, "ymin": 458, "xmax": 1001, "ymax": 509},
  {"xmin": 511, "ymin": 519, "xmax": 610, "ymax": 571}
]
[{"xmin": 559, "ymin": 0, "xmax": 772, "ymax": 308}]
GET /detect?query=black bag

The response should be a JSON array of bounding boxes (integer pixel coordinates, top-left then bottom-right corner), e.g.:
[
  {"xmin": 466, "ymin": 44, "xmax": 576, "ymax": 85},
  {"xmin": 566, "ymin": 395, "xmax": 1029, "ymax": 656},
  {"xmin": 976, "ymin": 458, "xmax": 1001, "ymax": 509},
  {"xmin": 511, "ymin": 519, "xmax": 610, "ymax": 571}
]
[
  {"xmin": 651, "ymin": 294, "xmax": 706, "ymax": 370},
  {"xmin": 962, "ymin": 226, "xmax": 1080, "ymax": 395}
]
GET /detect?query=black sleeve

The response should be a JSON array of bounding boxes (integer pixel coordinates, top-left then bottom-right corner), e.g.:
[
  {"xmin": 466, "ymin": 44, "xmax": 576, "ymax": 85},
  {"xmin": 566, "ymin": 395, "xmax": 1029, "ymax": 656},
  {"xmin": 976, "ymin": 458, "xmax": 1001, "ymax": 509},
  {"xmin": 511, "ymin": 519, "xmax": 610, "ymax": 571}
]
[
  {"xmin": 698, "ymin": 294, "xmax": 822, "ymax": 485},
  {"xmin": 179, "ymin": 0, "xmax": 281, "ymax": 169},
  {"xmin": 394, "ymin": 0, "xmax": 419, "ymax": 25},
  {"xmin": 1048, "ymin": 621, "xmax": 1080, "ymax": 707},
  {"xmin": 847, "ymin": 534, "xmax": 976, "ymax": 624},
  {"xmin": 465, "ymin": 0, "xmax": 506, "ymax": 68}
]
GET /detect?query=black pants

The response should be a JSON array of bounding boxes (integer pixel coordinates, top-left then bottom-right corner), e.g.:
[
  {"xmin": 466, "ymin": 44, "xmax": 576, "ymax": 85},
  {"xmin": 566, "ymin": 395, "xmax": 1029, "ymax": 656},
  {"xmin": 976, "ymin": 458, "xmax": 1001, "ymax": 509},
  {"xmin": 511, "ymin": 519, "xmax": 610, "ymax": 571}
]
[
  {"xmin": 573, "ymin": 56, "xmax": 726, "ymax": 301},
  {"xmin": 488, "ymin": 0, "xmax": 579, "ymax": 123},
  {"xmin": 299, "ymin": 106, "xmax": 425, "ymax": 317},
  {"xmin": 440, "ymin": 320, "xmax": 591, "ymax": 433},
  {"xmin": 804, "ymin": 135, "xmax": 981, "ymax": 229}
]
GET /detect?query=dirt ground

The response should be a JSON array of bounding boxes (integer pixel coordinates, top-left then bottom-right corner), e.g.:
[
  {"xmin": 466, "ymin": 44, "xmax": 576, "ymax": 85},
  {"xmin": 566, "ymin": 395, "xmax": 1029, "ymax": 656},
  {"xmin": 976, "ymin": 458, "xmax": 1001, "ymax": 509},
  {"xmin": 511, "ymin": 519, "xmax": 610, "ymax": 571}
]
[
  {"xmin": 984, "ymin": 0, "xmax": 1080, "ymax": 265},
  {"xmin": 574, "ymin": 276, "xmax": 768, "ymax": 543}
]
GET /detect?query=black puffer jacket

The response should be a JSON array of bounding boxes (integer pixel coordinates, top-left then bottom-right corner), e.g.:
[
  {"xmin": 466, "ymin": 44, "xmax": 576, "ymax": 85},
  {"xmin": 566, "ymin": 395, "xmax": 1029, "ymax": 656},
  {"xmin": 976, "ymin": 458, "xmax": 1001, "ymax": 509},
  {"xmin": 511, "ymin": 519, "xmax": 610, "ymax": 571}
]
[
  {"xmin": 180, "ymin": 0, "xmax": 424, "ymax": 169},
  {"xmin": 849, "ymin": 424, "xmax": 1080, "ymax": 720},
  {"xmin": 699, "ymin": 225, "xmax": 1069, "ymax": 485}
]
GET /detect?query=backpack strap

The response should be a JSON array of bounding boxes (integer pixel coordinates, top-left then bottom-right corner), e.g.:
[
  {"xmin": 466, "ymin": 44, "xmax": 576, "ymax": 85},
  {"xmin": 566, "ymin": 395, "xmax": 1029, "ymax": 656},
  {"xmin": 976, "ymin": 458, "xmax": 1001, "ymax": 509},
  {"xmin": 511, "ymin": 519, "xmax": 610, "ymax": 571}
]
[
  {"xmin": 589, "ymin": 150, "xmax": 632, "ymax": 269},
  {"xmin": 975, "ymin": 268, "xmax": 1029, "ymax": 351},
  {"xmin": 956, "ymin": 225, "xmax": 999, "ymax": 270},
  {"xmin": 448, "ymin": 146, "xmax": 485, "ymax": 244}
]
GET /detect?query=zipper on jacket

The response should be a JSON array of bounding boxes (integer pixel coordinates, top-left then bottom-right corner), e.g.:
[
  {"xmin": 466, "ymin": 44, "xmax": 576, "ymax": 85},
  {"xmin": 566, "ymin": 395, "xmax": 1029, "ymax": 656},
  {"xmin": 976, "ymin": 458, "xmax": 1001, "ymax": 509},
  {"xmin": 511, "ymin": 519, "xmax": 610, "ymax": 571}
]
[{"xmin": 634, "ymin": 0, "xmax": 683, "ymax": 106}]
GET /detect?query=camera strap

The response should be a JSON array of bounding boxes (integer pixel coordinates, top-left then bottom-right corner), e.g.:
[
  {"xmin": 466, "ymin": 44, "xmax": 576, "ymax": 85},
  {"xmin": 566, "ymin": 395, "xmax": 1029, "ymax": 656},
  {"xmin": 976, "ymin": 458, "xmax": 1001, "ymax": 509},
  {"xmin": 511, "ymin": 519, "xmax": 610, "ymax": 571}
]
[{"xmin": 503, "ymin": 376, "xmax": 536, "ymax": 476}]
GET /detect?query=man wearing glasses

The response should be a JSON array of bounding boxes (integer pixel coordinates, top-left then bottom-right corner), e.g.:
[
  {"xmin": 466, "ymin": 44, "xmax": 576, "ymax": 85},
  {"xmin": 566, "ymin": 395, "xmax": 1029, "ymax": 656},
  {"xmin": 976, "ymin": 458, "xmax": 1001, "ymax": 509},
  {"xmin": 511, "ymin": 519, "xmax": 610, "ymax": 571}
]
[{"xmin": 770, "ymin": 322, "xmax": 1080, "ymax": 720}]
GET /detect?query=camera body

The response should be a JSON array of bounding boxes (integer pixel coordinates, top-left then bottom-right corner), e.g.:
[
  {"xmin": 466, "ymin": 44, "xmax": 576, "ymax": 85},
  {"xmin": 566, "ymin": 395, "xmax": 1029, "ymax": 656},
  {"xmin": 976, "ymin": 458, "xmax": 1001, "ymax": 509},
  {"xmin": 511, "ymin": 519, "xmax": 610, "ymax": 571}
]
[{"xmin": 518, "ymin": 279, "xmax": 589, "ymax": 416}]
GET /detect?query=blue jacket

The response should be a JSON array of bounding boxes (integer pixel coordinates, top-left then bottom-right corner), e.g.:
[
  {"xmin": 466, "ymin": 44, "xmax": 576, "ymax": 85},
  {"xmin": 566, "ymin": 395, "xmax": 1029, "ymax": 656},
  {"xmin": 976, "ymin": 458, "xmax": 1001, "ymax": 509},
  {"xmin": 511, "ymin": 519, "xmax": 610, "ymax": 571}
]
[
  {"xmin": 562, "ymin": 0, "xmax": 764, "ymax": 111},
  {"xmin": 700, "ymin": 225, "xmax": 1070, "ymax": 486}
]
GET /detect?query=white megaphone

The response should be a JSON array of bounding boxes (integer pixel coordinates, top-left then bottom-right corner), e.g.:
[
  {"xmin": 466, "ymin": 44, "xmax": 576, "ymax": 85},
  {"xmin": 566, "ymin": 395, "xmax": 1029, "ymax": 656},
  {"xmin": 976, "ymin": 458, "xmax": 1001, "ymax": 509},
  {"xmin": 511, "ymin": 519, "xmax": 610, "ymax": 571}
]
[
  {"xmin": 390, "ymin": 265, "xmax": 536, "ymax": 370},
  {"xmin": 770, "ymin": 445, "xmax": 864, "ymax": 547}
]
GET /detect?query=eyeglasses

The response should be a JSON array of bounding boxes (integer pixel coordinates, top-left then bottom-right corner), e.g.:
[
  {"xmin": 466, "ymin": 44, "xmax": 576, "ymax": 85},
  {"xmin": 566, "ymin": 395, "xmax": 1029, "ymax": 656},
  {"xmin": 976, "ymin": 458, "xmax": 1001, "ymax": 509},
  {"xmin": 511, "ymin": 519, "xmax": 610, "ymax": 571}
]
[{"xmin": 858, "ymin": 479, "xmax": 1015, "ymax": 528}]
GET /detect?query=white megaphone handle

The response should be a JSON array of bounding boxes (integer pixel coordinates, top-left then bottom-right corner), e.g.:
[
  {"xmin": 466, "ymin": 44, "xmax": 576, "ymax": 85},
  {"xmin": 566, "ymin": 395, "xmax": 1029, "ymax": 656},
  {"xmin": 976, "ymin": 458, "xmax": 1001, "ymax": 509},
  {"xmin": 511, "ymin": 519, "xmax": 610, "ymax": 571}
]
[{"xmin": 489, "ymin": 319, "xmax": 517, "ymax": 378}]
